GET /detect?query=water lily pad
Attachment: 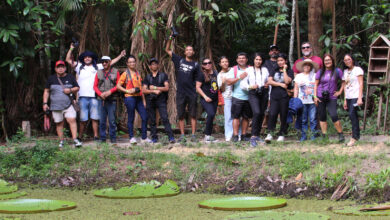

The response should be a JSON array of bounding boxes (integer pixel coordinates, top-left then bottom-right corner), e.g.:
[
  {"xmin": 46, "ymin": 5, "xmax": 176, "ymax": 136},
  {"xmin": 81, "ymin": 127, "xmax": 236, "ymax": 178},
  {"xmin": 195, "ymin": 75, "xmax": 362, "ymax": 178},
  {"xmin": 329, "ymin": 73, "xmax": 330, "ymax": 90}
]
[
  {"xmin": 198, "ymin": 197, "xmax": 287, "ymax": 211},
  {"xmin": 94, "ymin": 180, "xmax": 180, "ymax": 199},
  {"xmin": 0, "ymin": 199, "xmax": 77, "ymax": 214},
  {"xmin": 224, "ymin": 211, "xmax": 330, "ymax": 220},
  {"xmin": 0, "ymin": 192, "xmax": 27, "ymax": 200},
  {"xmin": 0, "ymin": 180, "xmax": 17, "ymax": 195},
  {"xmin": 332, "ymin": 203, "xmax": 390, "ymax": 216}
]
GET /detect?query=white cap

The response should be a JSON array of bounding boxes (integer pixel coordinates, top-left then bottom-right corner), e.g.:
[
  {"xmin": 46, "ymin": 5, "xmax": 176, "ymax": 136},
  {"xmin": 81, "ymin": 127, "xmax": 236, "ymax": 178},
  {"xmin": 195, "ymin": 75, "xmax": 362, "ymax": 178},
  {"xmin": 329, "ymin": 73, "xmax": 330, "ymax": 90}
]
[{"xmin": 101, "ymin": 56, "xmax": 111, "ymax": 61}]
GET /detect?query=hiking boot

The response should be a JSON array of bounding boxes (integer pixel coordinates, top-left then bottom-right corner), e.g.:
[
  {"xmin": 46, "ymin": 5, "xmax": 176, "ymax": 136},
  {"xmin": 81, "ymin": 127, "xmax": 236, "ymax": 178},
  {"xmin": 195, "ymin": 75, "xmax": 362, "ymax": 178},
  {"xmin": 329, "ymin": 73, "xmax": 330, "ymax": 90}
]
[
  {"xmin": 169, "ymin": 137, "xmax": 176, "ymax": 144},
  {"xmin": 130, "ymin": 137, "xmax": 137, "ymax": 144},
  {"xmin": 178, "ymin": 135, "xmax": 186, "ymax": 143},
  {"xmin": 59, "ymin": 140, "xmax": 65, "ymax": 148},
  {"xmin": 190, "ymin": 134, "xmax": 197, "ymax": 142},
  {"xmin": 250, "ymin": 137, "xmax": 257, "ymax": 147},
  {"xmin": 277, "ymin": 136, "xmax": 285, "ymax": 142},
  {"xmin": 241, "ymin": 134, "xmax": 250, "ymax": 142},
  {"xmin": 265, "ymin": 134, "xmax": 273, "ymax": 143},
  {"xmin": 74, "ymin": 138, "xmax": 82, "ymax": 148},
  {"xmin": 232, "ymin": 135, "xmax": 239, "ymax": 143},
  {"xmin": 338, "ymin": 133, "xmax": 345, "ymax": 143}
]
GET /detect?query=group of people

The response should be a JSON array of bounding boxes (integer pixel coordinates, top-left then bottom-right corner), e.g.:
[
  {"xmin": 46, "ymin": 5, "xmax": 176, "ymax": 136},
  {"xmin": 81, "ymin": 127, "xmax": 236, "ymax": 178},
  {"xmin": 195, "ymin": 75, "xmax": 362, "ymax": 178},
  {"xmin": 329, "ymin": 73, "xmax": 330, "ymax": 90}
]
[{"xmin": 43, "ymin": 37, "xmax": 364, "ymax": 148}]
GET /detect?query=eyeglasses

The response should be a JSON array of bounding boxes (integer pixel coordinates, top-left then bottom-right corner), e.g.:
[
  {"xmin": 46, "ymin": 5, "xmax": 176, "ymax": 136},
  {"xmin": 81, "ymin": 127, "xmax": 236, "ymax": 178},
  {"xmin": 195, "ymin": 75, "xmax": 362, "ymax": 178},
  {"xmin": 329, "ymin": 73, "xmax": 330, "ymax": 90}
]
[
  {"xmin": 102, "ymin": 60, "xmax": 110, "ymax": 64},
  {"xmin": 301, "ymin": 46, "xmax": 311, "ymax": 49},
  {"xmin": 202, "ymin": 62, "xmax": 212, "ymax": 65}
]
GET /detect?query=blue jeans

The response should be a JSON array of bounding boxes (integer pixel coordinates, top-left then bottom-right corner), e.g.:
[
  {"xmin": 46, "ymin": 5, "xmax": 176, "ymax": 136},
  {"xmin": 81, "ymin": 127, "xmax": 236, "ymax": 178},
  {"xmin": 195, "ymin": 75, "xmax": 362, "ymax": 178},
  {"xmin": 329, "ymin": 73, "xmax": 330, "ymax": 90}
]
[
  {"xmin": 98, "ymin": 99, "xmax": 117, "ymax": 141},
  {"xmin": 200, "ymin": 98, "xmax": 218, "ymax": 136},
  {"xmin": 124, "ymin": 96, "xmax": 148, "ymax": 139},
  {"xmin": 301, "ymin": 104, "xmax": 318, "ymax": 140},
  {"xmin": 347, "ymin": 98, "xmax": 360, "ymax": 140}
]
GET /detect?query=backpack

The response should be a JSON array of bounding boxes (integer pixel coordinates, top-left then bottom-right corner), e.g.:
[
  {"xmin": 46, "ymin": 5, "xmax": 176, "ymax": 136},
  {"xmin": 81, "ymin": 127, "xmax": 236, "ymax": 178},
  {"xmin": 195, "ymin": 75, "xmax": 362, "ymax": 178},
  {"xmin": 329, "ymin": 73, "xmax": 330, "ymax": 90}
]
[{"xmin": 146, "ymin": 72, "xmax": 165, "ymax": 88}]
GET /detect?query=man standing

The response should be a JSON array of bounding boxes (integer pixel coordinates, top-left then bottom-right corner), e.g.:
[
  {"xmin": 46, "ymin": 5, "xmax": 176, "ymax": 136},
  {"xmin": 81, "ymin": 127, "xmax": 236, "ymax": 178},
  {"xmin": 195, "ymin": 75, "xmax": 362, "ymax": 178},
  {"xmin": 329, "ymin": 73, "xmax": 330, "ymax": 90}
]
[
  {"xmin": 43, "ymin": 60, "xmax": 82, "ymax": 147},
  {"xmin": 293, "ymin": 42, "xmax": 323, "ymax": 74},
  {"xmin": 142, "ymin": 58, "xmax": 176, "ymax": 144},
  {"xmin": 165, "ymin": 36, "xmax": 199, "ymax": 142},
  {"xmin": 226, "ymin": 52, "xmax": 253, "ymax": 142},
  {"xmin": 263, "ymin": 45, "xmax": 280, "ymax": 74},
  {"xmin": 65, "ymin": 44, "xmax": 125, "ymax": 141},
  {"xmin": 93, "ymin": 56, "xmax": 120, "ymax": 143}
]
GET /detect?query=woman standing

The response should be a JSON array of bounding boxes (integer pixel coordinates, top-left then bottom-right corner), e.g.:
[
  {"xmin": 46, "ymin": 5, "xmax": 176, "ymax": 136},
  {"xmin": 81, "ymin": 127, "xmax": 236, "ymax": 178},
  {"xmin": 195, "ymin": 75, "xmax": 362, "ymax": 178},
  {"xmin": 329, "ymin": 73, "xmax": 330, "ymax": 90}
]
[
  {"xmin": 294, "ymin": 59, "xmax": 319, "ymax": 141},
  {"xmin": 241, "ymin": 53, "xmax": 269, "ymax": 147},
  {"xmin": 265, "ymin": 53, "xmax": 294, "ymax": 143},
  {"xmin": 217, "ymin": 56, "xmax": 234, "ymax": 141},
  {"xmin": 196, "ymin": 58, "xmax": 219, "ymax": 142},
  {"xmin": 342, "ymin": 54, "xmax": 364, "ymax": 146},
  {"xmin": 117, "ymin": 55, "xmax": 151, "ymax": 144},
  {"xmin": 314, "ymin": 54, "xmax": 345, "ymax": 142}
]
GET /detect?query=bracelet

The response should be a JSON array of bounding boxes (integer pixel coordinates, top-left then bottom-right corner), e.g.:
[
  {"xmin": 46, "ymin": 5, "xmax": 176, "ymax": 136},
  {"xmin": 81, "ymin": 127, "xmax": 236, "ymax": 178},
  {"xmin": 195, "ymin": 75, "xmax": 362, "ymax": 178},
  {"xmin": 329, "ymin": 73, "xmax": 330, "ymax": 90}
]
[
  {"xmin": 70, "ymin": 48, "xmax": 74, "ymax": 51},
  {"xmin": 313, "ymin": 95, "xmax": 317, "ymax": 99}
]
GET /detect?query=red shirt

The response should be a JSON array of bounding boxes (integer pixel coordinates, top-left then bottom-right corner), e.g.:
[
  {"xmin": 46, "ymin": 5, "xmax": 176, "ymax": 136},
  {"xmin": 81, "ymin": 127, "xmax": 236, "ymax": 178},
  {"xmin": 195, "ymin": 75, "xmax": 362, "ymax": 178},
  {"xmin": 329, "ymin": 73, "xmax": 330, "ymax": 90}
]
[{"xmin": 293, "ymin": 55, "xmax": 323, "ymax": 74}]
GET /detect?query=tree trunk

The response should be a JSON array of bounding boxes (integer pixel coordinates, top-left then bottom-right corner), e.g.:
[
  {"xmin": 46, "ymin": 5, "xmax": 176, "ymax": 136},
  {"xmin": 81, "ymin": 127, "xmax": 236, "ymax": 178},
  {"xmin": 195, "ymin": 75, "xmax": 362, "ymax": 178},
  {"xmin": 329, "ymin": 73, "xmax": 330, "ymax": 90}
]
[
  {"xmin": 79, "ymin": 6, "xmax": 95, "ymax": 54},
  {"xmin": 289, "ymin": 0, "xmax": 296, "ymax": 67},
  {"xmin": 100, "ymin": 6, "xmax": 110, "ymax": 55},
  {"xmin": 295, "ymin": 0, "xmax": 301, "ymax": 58},
  {"xmin": 331, "ymin": 0, "xmax": 336, "ymax": 59},
  {"xmin": 308, "ymin": 0, "xmax": 323, "ymax": 55}
]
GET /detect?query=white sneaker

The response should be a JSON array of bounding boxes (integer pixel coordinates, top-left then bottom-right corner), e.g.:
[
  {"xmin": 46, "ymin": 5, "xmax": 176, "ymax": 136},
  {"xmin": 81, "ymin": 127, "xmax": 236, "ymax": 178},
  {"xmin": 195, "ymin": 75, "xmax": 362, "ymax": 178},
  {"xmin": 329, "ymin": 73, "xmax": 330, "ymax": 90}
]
[
  {"xmin": 130, "ymin": 137, "xmax": 137, "ymax": 144},
  {"xmin": 265, "ymin": 134, "xmax": 273, "ymax": 143},
  {"xmin": 204, "ymin": 135, "xmax": 217, "ymax": 143},
  {"xmin": 277, "ymin": 136, "xmax": 285, "ymax": 142},
  {"xmin": 142, "ymin": 138, "xmax": 153, "ymax": 144}
]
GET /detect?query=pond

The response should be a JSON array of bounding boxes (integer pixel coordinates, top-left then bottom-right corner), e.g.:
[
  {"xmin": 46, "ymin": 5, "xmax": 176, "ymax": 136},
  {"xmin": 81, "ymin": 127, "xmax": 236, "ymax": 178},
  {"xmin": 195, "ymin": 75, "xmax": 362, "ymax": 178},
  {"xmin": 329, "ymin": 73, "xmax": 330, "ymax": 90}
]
[{"xmin": 0, "ymin": 189, "xmax": 388, "ymax": 219}]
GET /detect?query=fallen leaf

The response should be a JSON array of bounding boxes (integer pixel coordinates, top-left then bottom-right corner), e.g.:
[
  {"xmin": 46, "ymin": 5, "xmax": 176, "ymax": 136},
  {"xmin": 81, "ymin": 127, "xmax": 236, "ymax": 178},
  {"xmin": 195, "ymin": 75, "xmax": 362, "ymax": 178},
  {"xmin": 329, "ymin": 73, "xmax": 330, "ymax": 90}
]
[{"xmin": 295, "ymin": 173, "xmax": 303, "ymax": 181}]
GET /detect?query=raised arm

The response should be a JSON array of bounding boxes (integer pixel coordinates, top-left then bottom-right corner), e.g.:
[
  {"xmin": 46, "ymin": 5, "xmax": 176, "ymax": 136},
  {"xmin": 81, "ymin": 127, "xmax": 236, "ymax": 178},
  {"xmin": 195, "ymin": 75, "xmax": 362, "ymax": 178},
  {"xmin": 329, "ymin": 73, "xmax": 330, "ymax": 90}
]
[
  {"xmin": 110, "ymin": 50, "xmax": 126, "ymax": 66},
  {"xmin": 65, "ymin": 43, "xmax": 77, "ymax": 68},
  {"xmin": 165, "ymin": 37, "xmax": 173, "ymax": 57}
]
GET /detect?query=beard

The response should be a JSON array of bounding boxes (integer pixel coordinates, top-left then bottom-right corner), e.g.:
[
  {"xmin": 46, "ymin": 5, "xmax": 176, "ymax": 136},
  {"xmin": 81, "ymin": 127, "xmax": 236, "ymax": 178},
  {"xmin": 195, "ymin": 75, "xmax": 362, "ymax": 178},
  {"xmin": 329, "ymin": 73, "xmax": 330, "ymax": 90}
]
[{"xmin": 303, "ymin": 51, "xmax": 312, "ymax": 56}]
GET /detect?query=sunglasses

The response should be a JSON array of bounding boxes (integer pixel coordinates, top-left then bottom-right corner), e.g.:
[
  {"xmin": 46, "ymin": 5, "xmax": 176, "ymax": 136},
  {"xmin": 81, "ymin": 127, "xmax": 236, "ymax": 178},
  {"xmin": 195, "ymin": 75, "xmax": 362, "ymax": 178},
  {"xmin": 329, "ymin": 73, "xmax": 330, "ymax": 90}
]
[
  {"xmin": 202, "ymin": 62, "xmax": 212, "ymax": 65},
  {"xmin": 301, "ymin": 46, "xmax": 311, "ymax": 49},
  {"xmin": 102, "ymin": 60, "xmax": 110, "ymax": 63}
]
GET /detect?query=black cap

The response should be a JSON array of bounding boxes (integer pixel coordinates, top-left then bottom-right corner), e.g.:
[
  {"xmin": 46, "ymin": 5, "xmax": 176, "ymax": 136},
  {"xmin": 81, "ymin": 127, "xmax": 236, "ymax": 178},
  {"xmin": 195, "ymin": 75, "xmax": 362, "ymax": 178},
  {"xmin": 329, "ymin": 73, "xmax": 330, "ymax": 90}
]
[
  {"xmin": 269, "ymin": 45, "xmax": 279, "ymax": 51},
  {"xmin": 149, "ymin": 58, "xmax": 159, "ymax": 65}
]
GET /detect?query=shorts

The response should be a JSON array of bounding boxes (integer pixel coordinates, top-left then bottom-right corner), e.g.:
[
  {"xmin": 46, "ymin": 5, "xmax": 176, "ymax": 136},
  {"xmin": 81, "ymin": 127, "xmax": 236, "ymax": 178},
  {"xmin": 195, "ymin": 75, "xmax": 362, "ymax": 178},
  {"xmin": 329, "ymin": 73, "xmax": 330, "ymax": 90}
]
[
  {"xmin": 231, "ymin": 97, "xmax": 252, "ymax": 119},
  {"xmin": 79, "ymin": 97, "xmax": 99, "ymax": 121},
  {"xmin": 52, "ymin": 105, "xmax": 77, "ymax": 123},
  {"xmin": 176, "ymin": 92, "xmax": 197, "ymax": 119}
]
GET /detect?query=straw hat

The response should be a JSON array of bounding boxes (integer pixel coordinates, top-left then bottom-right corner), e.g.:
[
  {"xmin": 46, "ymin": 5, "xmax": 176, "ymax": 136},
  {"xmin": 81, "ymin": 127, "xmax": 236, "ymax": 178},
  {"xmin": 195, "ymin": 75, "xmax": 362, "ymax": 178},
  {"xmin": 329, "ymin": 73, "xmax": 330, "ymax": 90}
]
[{"xmin": 296, "ymin": 58, "xmax": 319, "ymax": 72}]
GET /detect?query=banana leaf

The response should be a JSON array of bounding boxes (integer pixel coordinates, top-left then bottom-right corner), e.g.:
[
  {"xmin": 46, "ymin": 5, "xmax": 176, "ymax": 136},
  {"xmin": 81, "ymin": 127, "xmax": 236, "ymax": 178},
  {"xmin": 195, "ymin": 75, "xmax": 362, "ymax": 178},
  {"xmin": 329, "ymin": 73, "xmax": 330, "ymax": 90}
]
[
  {"xmin": 0, "ymin": 180, "xmax": 17, "ymax": 195},
  {"xmin": 94, "ymin": 180, "xmax": 180, "ymax": 199},
  {"xmin": 198, "ymin": 197, "xmax": 287, "ymax": 211},
  {"xmin": 0, "ymin": 192, "xmax": 26, "ymax": 200},
  {"xmin": 224, "ymin": 211, "xmax": 330, "ymax": 220},
  {"xmin": 332, "ymin": 203, "xmax": 390, "ymax": 216},
  {"xmin": 0, "ymin": 199, "xmax": 77, "ymax": 214}
]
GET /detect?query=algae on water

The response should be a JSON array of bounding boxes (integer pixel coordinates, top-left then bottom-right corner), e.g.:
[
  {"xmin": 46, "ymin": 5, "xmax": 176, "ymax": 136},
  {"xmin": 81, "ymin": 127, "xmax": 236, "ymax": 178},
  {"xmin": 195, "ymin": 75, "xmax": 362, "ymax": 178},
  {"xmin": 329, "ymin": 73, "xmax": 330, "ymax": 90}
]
[
  {"xmin": 198, "ymin": 197, "xmax": 287, "ymax": 211},
  {"xmin": 224, "ymin": 211, "xmax": 330, "ymax": 220}
]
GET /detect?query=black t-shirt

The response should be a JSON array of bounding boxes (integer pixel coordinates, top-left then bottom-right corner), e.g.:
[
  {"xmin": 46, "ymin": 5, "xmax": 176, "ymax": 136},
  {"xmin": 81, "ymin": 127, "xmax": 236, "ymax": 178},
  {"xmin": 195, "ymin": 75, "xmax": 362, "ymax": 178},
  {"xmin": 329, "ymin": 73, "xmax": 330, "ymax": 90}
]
[
  {"xmin": 196, "ymin": 70, "xmax": 219, "ymax": 101},
  {"xmin": 264, "ymin": 59, "xmax": 278, "ymax": 75},
  {"xmin": 172, "ymin": 53, "xmax": 199, "ymax": 97},
  {"xmin": 143, "ymin": 72, "xmax": 169, "ymax": 101},
  {"xmin": 269, "ymin": 69, "xmax": 294, "ymax": 99},
  {"xmin": 45, "ymin": 73, "xmax": 79, "ymax": 110}
]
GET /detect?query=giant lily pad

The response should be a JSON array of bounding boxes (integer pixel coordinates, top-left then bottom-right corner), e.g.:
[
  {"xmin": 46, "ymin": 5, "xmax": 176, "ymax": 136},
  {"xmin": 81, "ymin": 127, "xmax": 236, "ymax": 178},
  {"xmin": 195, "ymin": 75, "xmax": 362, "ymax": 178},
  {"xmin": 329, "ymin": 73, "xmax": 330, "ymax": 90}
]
[
  {"xmin": 0, "ymin": 192, "xmax": 27, "ymax": 200},
  {"xmin": 224, "ymin": 211, "xmax": 330, "ymax": 220},
  {"xmin": 94, "ymin": 180, "xmax": 180, "ymax": 199},
  {"xmin": 332, "ymin": 203, "xmax": 390, "ymax": 216},
  {"xmin": 0, "ymin": 180, "xmax": 17, "ymax": 195},
  {"xmin": 198, "ymin": 197, "xmax": 287, "ymax": 211},
  {"xmin": 0, "ymin": 199, "xmax": 76, "ymax": 214}
]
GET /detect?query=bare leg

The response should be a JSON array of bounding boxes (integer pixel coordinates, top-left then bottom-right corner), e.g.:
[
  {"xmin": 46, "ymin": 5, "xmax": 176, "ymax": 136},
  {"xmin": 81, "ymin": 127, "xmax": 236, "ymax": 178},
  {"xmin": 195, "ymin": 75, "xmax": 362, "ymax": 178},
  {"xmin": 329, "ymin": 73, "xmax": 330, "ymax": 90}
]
[
  {"xmin": 191, "ymin": 117, "xmax": 197, "ymax": 135},
  {"xmin": 333, "ymin": 120, "xmax": 343, "ymax": 133},
  {"xmin": 319, "ymin": 121, "xmax": 327, "ymax": 134},
  {"xmin": 56, "ymin": 121, "xmax": 64, "ymax": 140},
  {"xmin": 241, "ymin": 118, "xmax": 248, "ymax": 135},
  {"xmin": 79, "ymin": 121, "xmax": 86, "ymax": 139},
  {"xmin": 179, "ymin": 119, "xmax": 185, "ymax": 135},
  {"xmin": 66, "ymin": 118, "xmax": 78, "ymax": 139},
  {"xmin": 233, "ymin": 119, "xmax": 240, "ymax": 135},
  {"xmin": 92, "ymin": 119, "xmax": 99, "ymax": 137}
]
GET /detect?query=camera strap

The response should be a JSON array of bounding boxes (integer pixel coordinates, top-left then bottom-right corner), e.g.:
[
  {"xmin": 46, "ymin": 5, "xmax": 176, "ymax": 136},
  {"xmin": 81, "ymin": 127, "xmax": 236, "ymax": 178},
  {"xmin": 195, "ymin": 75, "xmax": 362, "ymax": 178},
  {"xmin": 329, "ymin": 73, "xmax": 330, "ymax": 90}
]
[{"xmin": 125, "ymin": 68, "xmax": 140, "ymax": 89}]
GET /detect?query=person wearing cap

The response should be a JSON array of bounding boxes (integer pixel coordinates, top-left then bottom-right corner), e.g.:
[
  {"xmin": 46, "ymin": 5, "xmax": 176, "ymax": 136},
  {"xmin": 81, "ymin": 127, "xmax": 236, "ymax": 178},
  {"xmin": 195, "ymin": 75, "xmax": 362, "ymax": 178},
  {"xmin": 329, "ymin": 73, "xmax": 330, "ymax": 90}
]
[
  {"xmin": 292, "ymin": 42, "xmax": 323, "ymax": 75},
  {"xmin": 293, "ymin": 59, "xmax": 319, "ymax": 141},
  {"xmin": 43, "ymin": 61, "xmax": 82, "ymax": 147},
  {"xmin": 263, "ymin": 45, "xmax": 280, "ymax": 75},
  {"xmin": 93, "ymin": 56, "xmax": 121, "ymax": 143},
  {"xmin": 65, "ymin": 43, "xmax": 125, "ymax": 141},
  {"xmin": 142, "ymin": 58, "xmax": 175, "ymax": 144}
]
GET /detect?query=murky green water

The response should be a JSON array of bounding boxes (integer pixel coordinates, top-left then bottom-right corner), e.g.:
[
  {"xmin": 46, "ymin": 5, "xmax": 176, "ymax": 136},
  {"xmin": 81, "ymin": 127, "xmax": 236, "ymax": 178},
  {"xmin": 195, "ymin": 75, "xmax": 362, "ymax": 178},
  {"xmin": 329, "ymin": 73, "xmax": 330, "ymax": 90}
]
[{"xmin": 0, "ymin": 189, "xmax": 388, "ymax": 220}]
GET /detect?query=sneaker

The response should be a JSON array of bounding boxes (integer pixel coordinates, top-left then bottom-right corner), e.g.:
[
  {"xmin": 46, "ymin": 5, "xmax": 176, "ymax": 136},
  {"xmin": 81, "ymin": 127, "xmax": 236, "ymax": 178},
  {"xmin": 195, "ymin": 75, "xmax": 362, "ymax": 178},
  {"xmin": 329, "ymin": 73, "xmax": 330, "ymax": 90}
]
[
  {"xmin": 250, "ymin": 137, "xmax": 257, "ymax": 147},
  {"xmin": 178, "ymin": 135, "xmax": 186, "ymax": 143},
  {"xmin": 110, "ymin": 139, "xmax": 117, "ymax": 144},
  {"xmin": 130, "ymin": 137, "xmax": 137, "ymax": 144},
  {"xmin": 74, "ymin": 138, "xmax": 82, "ymax": 148},
  {"xmin": 225, "ymin": 137, "xmax": 231, "ymax": 142},
  {"xmin": 277, "ymin": 136, "xmax": 285, "ymax": 142},
  {"xmin": 94, "ymin": 136, "xmax": 100, "ymax": 142},
  {"xmin": 151, "ymin": 138, "xmax": 158, "ymax": 144},
  {"xmin": 265, "ymin": 134, "xmax": 273, "ymax": 143},
  {"xmin": 59, "ymin": 140, "xmax": 65, "ymax": 148},
  {"xmin": 338, "ymin": 133, "xmax": 345, "ymax": 143},
  {"xmin": 169, "ymin": 137, "xmax": 176, "ymax": 144},
  {"xmin": 204, "ymin": 135, "xmax": 216, "ymax": 143},
  {"xmin": 241, "ymin": 134, "xmax": 250, "ymax": 142},
  {"xmin": 190, "ymin": 134, "xmax": 197, "ymax": 142},
  {"xmin": 142, "ymin": 138, "xmax": 153, "ymax": 144},
  {"xmin": 255, "ymin": 136, "xmax": 265, "ymax": 144},
  {"xmin": 232, "ymin": 135, "xmax": 239, "ymax": 143}
]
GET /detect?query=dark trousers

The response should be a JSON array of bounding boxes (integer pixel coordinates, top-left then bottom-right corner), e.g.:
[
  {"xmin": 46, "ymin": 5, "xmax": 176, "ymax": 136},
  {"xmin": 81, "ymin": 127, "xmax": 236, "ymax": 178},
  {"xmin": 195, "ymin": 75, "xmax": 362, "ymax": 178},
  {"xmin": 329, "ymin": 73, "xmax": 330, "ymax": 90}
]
[
  {"xmin": 347, "ymin": 98, "xmax": 360, "ymax": 140},
  {"xmin": 98, "ymin": 99, "xmax": 117, "ymax": 140},
  {"xmin": 318, "ymin": 98, "xmax": 339, "ymax": 122},
  {"xmin": 268, "ymin": 97, "xmax": 289, "ymax": 136},
  {"xmin": 146, "ymin": 98, "xmax": 174, "ymax": 140},
  {"xmin": 248, "ymin": 90, "xmax": 268, "ymax": 136},
  {"xmin": 200, "ymin": 98, "xmax": 218, "ymax": 135},
  {"xmin": 124, "ymin": 96, "xmax": 148, "ymax": 139}
]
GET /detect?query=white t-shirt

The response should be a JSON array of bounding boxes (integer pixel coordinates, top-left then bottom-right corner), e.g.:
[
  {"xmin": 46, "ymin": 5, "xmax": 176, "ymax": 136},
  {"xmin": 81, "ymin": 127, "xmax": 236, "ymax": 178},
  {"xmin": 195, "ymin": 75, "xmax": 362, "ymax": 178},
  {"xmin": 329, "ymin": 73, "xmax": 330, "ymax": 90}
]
[
  {"xmin": 75, "ymin": 63, "xmax": 103, "ymax": 97},
  {"xmin": 217, "ymin": 69, "xmax": 233, "ymax": 100},
  {"xmin": 343, "ymin": 66, "xmax": 364, "ymax": 99},
  {"xmin": 240, "ymin": 66, "xmax": 269, "ymax": 90},
  {"xmin": 294, "ymin": 72, "xmax": 316, "ymax": 104}
]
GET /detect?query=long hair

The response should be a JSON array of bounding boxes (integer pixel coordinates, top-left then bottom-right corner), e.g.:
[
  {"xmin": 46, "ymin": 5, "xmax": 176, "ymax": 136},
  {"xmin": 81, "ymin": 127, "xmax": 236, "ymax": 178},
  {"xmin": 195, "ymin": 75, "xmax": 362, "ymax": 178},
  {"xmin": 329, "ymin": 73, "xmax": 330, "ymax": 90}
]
[
  {"xmin": 252, "ymin": 52, "xmax": 265, "ymax": 68},
  {"xmin": 319, "ymin": 53, "xmax": 336, "ymax": 81},
  {"xmin": 202, "ymin": 58, "xmax": 214, "ymax": 82},
  {"xmin": 342, "ymin": 54, "xmax": 357, "ymax": 70},
  {"xmin": 275, "ymin": 53, "xmax": 290, "ymax": 72}
]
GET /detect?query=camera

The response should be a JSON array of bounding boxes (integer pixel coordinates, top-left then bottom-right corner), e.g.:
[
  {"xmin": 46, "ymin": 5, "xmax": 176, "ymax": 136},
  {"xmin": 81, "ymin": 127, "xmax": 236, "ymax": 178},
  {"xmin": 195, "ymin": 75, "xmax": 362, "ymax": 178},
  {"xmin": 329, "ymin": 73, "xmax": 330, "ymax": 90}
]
[
  {"xmin": 255, "ymin": 87, "xmax": 264, "ymax": 96},
  {"xmin": 322, "ymin": 90, "xmax": 330, "ymax": 101},
  {"xmin": 171, "ymin": 26, "xmax": 179, "ymax": 38},
  {"xmin": 44, "ymin": 110, "xmax": 51, "ymax": 115},
  {"xmin": 72, "ymin": 37, "xmax": 79, "ymax": 48},
  {"xmin": 134, "ymin": 87, "xmax": 141, "ymax": 93}
]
